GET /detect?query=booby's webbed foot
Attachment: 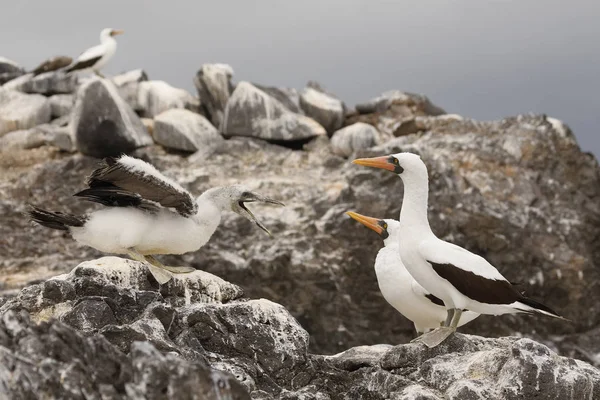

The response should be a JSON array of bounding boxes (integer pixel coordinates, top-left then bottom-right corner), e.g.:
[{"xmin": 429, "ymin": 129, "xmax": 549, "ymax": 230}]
[
  {"xmin": 161, "ymin": 265, "xmax": 196, "ymax": 274},
  {"xmin": 411, "ymin": 327, "xmax": 455, "ymax": 348},
  {"xmin": 145, "ymin": 255, "xmax": 195, "ymax": 275},
  {"xmin": 147, "ymin": 264, "xmax": 173, "ymax": 285}
]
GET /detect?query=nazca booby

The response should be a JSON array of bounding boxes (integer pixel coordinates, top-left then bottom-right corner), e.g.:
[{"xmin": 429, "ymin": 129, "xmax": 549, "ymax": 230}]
[
  {"xmin": 352, "ymin": 152, "xmax": 565, "ymax": 347},
  {"xmin": 27, "ymin": 155, "xmax": 284, "ymax": 284},
  {"xmin": 346, "ymin": 211, "xmax": 480, "ymax": 334},
  {"xmin": 65, "ymin": 28, "xmax": 124, "ymax": 77}
]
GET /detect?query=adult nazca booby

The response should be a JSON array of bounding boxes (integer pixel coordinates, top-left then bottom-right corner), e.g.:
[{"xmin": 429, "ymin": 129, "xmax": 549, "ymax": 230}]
[
  {"xmin": 346, "ymin": 211, "xmax": 480, "ymax": 334},
  {"xmin": 27, "ymin": 155, "xmax": 284, "ymax": 284},
  {"xmin": 65, "ymin": 28, "xmax": 124, "ymax": 77},
  {"xmin": 352, "ymin": 152, "xmax": 566, "ymax": 347}
]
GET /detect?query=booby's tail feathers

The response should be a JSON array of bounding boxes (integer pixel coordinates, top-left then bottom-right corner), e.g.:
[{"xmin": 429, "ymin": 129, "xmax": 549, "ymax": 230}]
[
  {"xmin": 516, "ymin": 297, "xmax": 570, "ymax": 321},
  {"xmin": 27, "ymin": 206, "xmax": 86, "ymax": 231}
]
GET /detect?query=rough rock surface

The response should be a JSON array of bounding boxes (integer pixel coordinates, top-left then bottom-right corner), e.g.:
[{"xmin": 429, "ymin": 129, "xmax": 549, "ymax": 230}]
[
  {"xmin": 3, "ymin": 113, "xmax": 598, "ymax": 366},
  {"xmin": 111, "ymin": 69, "xmax": 149, "ymax": 111},
  {"xmin": 299, "ymin": 86, "xmax": 345, "ymax": 134},
  {"xmin": 194, "ymin": 63, "xmax": 234, "ymax": 128},
  {"xmin": 1, "ymin": 257, "xmax": 598, "ymax": 399},
  {"xmin": 153, "ymin": 108, "xmax": 222, "ymax": 152},
  {"xmin": 3, "ymin": 71, "xmax": 78, "ymax": 95},
  {"xmin": 348, "ymin": 90, "xmax": 447, "ymax": 137},
  {"xmin": 49, "ymin": 94, "xmax": 74, "ymax": 118},
  {"xmin": 137, "ymin": 80, "xmax": 198, "ymax": 118},
  {"xmin": 0, "ymin": 57, "xmax": 25, "ymax": 84},
  {"xmin": 0, "ymin": 88, "xmax": 51, "ymax": 136},
  {"xmin": 70, "ymin": 78, "xmax": 152, "ymax": 157},
  {"xmin": 330, "ymin": 122, "xmax": 380, "ymax": 157},
  {"xmin": 253, "ymin": 84, "xmax": 303, "ymax": 114},
  {"xmin": 222, "ymin": 81, "xmax": 326, "ymax": 141}
]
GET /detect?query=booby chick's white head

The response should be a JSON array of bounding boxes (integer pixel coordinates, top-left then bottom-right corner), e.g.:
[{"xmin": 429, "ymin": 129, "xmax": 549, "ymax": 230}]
[
  {"xmin": 201, "ymin": 185, "xmax": 285, "ymax": 236},
  {"xmin": 346, "ymin": 211, "xmax": 400, "ymax": 246}
]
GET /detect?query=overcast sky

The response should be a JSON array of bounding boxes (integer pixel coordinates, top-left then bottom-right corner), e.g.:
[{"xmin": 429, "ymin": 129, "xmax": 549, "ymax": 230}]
[{"xmin": 2, "ymin": 1, "xmax": 598, "ymax": 159}]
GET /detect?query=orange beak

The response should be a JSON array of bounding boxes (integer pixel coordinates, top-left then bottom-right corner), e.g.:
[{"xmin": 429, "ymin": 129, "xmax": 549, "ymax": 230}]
[
  {"xmin": 111, "ymin": 29, "xmax": 125, "ymax": 36},
  {"xmin": 346, "ymin": 211, "xmax": 384, "ymax": 235},
  {"xmin": 352, "ymin": 156, "xmax": 396, "ymax": 172}
]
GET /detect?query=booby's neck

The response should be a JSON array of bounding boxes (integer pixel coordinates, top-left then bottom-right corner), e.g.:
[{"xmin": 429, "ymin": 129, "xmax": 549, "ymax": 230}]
[{"xmin": 399, "ymin": 172, "xmax": 433, "ymax": 237}]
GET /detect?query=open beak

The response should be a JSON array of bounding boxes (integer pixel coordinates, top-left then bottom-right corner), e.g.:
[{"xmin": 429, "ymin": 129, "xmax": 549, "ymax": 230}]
[
  {"xmin": 352, "ymin": 156, "xmax": 396, "ymax": 172},
  {"xmin": 111, "ymin": 29, "xmax": 125, "ymax": 36},
  {"xmin": 346, "ymin": 211, "xmax": 384, "ymax": 236},
  {"xmin": 238, "ymin": 193, "xmax": 285, "ymax": 237}
]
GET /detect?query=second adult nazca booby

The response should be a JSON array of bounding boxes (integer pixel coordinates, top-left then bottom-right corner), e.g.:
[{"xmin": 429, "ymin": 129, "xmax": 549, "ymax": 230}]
[
  {"xmin": 65, "ymin": 28, "xmax": 124, "ymax": 77},
  {"xmin": 28, "ymin": 155, "xmax": 284, "ymax": 284},
  {"xmin": 346, "ymin": 211, "xmax": 480, "ymax": 334}
]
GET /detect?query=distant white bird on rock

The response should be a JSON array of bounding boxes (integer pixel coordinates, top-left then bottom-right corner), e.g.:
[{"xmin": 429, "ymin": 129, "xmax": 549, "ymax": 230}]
[
  {"xmin": 65, "ymin": 28, "xmax": 124, "ymax": 77},
  {"xmin": 352, "ymin": 152, "xmax": 566, "ymax": 347},
  {"xmin": 28, "ymin": 155, "xmax": 284, "ymax": 284},
  {"xmin": 346, "ymin": 211, "xmax": 479, "ymax": 335}
]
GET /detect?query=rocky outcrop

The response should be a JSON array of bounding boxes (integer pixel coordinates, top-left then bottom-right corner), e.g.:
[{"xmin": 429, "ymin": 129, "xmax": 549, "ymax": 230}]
[
  {"xmin": 222, "ymin": 81, "xmax": 326, "ymax": 141},
  {"xmin": 299, "ymin": 85, "xmax": 345, "ymax": 134},
  {"xmin": 1, "ymin": 257, "xmax": 598, "ymax": 399},
  {"xmin": 348, "ymin": 90, "xmax": 447, "ymax": 137},
  {"xmin": 153, "ymin": 108, "xmax": 222, "ymax": 152},
  {"xmin": 0, "ymin": 88, "xmax": 51, "ymax": 136},
  {"xmin": 194, "ymin": 63, "xmax": 234, "ymax": 128},
  {"xmin": 0, "ymin": 57, "xmax": 25, "ymax": 84},
  {"xmin": 70, "ymin": 78, "xmax": 152, "ymax": 157},
  {"xmin": 3, "ymin": 71, "xmax": 78, "ymax": 95},
  {"xmin": 2, "ymin": 115, "xmax": 599, "ymax": 365},
  {"xmin": 137, "ymin": 80, "xmax": 198, "ymax": 118},
  {"xmin": 330, "ymin": 122, "xmax": 380, "ymax": 157}
]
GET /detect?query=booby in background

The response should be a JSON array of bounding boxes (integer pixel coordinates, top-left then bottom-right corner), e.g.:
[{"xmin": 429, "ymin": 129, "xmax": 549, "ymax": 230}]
[
  {"xmin": 353, "ymin": 152, "xmax": 566, "ymax": 347},
  {"xmin": 28, "ymin": 155, "xmax": 284, "ymax": 284},
  {"xmin": 346, "ymin": 211, "xmax": 480, "ymax": 334},
  {"xmin": 65, "ymin": 28, "xmax": 124, "ymax": 77},
  {"xmin": 30, "ymin": 56, "xmax": 73, "ymax": 76}
]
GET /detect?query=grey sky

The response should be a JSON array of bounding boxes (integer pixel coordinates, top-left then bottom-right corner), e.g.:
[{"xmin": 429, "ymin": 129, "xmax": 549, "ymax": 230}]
[{"xmin": 2, "ymin": 1, "xmax": 598, "ymax": 159}]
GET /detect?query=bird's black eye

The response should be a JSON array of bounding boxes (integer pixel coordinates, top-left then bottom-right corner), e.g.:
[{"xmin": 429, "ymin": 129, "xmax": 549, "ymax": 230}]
[{"xmin": 241, "ymin": 191, "xmax": 251, "ymax": 198}]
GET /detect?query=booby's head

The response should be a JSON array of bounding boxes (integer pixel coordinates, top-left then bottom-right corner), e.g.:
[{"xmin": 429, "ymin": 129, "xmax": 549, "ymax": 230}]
[
  {"xmin": 203, "ymin": 185, "xmax": 284, "ymax": 236},
  {"xmin": 346, "ymin": 211, "xmax": 400, "ymax": 245},
  {"xmin": 101, "ymin": 28, "xmax": 124, "ymax": 40},
  {"xmin": 352, "ymin": 152, "xmax": 427, "ymax": 181}
]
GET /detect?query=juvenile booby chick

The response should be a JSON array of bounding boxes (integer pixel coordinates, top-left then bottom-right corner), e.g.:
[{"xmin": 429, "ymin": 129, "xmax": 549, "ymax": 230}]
[
  {"xmin": 352, "ymin": 153, "xmax": 565, "ymax": 347},
  {"xmin": 28, "ymin": 155, "xmax": 284, "ymax": 284},
  {"xmin": 346, "ymin": 211, "xmax": 479, "ymax": 334},
  {"xmin": 65, "ymin": 28, "xmax": 124, "ymax": 77}
]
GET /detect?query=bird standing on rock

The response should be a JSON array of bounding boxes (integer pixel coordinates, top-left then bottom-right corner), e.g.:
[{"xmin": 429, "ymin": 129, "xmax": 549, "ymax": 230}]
[
  {"xmin": 352, "ymin": 152, "xmax": 566, "ymax": 347},
  {"xmin": 346, "ymin": 211, "xmax": 480, "ymax": 334},
  {"xmin": 65, "ymin": 28, "xmax": 124, "ymax": 77},
  {"xmin": 28, "ymin": 155, "xmax": 284, "ymax": 284}
]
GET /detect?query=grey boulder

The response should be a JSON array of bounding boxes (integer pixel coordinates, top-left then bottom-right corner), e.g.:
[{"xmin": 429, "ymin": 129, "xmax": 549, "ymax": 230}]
[
  {"xmin": 49, "ymin": 94, "xmax": 74, "ymax": 118},
  {"xmin": 70, "ymin": 78, "xmax": 152, "ymax": 157},
  {"xmin": 0, "ymin": 88, "xmax": 51, "ymax": 136},
  {"xmin": 3, "ymin": 71, "xmax": 78, "ymax": 95},
  {"xmin": 299, "ymin": 86, "xmax": 345, "ymax": 134},
  {"xmin": 0, "ymin": 56, "xmax": 25, "ymax": 84},
  {"xmin": 111, "ymin": 68, "xmax": 148, "ymax": 110},
  {"xmin": 222, "ymin": 81, "xmax": 326, "ymax": 141},
  {"xmin": 330, "ymin": 122, "xmax": 380, "ymax": 157},
  {"xmin": 154, "ymin": 108, "xmax": 222, "ymax": 152},
  {"xmin": 137, "ymin": 80, "xmax": 198, "ymax": 118},
  {"xmin": 194, "ymin": 63, "xmax": 234, "ymax": 128}
]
